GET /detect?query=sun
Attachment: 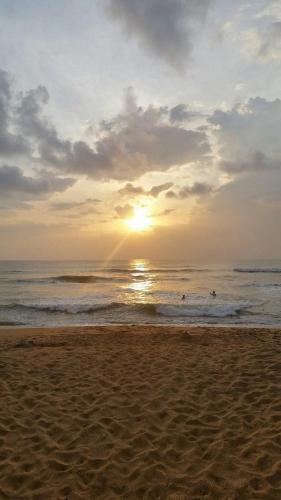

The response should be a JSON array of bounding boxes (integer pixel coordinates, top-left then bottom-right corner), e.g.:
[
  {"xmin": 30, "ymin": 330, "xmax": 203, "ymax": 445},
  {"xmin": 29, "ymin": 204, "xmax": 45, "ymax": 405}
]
[{"xmin": 126, "ymin": 206, "xmax": 152, "ymax": 232}]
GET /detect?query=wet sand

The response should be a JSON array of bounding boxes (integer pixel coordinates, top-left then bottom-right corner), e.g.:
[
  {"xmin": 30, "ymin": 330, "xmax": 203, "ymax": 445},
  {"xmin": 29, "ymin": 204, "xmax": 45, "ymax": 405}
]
[{"xmin": 0, "ymin": 325, "xmax": 281, "ymax": 499}]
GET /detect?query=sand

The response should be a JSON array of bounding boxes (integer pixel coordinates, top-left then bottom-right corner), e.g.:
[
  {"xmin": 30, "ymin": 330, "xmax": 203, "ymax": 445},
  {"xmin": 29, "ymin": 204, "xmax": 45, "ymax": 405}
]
[{"xmin": 0, "ymin": 325, "xmax": 281, "ymax": 499}]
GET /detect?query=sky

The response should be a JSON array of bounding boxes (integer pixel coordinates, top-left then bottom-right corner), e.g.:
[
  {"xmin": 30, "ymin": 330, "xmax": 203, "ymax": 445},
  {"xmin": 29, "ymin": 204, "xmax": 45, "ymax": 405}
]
[{"xmin": 0, "ymin": 0, "xmax": 280, "ymax": 261}]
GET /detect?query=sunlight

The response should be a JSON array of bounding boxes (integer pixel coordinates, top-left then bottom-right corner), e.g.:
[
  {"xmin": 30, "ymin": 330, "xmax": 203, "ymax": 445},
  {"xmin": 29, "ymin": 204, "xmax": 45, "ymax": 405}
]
[
  {"xmin": 126, "ymin": 206, "xmax": 152, "ymax": 232},
  {"xmin": 121, "ymin": 276, "xmax": 154, "ymax": 303},
  {"xmin": 130, "ymin": 259, "xmax": 149, "ymax": 272}
]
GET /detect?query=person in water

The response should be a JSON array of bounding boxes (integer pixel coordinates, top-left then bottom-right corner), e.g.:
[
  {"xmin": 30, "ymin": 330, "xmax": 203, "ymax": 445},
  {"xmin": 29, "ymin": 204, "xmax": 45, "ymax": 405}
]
[
  {"xmin": 182, "ymin": 294, "xmax": 186, "ymax": 300},
  {"xmin": 210, "ymin": 290, "xmax": 216, "ymax": 297}
]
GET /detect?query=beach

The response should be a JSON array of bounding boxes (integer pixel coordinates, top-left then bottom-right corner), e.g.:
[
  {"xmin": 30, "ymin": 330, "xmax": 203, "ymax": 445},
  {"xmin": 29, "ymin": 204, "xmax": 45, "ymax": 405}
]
[{"xmin": 0, "ymin": 325, "xmax": 281, "ymax": 499}]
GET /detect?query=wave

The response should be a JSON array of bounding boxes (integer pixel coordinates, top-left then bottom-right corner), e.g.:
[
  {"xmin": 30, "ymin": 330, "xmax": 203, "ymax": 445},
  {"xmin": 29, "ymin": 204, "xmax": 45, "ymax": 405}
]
[
  {"xmin": 1, "ymin": 302, "xmax": 122, "ymax": 314},
  {"xmin": 0, "ymin": 270, "xmax": 22, "ymax": 273},
  {"xmin": 14, "ymin": 275, "xmax": 128, "ymax": 284},
  {"xmin": 153, "ymin": 302, "xmax": 254, "ymax": 318},
  {"xmin": 13, "ymin": 272, "xmax": 192, "ymax": 284},
  {"xmin": 0, "ymin": 321, "xmax": 25, "ymax": 326},
  {"xmin": 240, "ymin": 282, "xmax": 281, "ymax": 289},
  {"xmin": 54, "ymin": 275, "xmax": 111, "ymax": 283},
  {"xmin": 107, "ymin": 267, "xmax": 209, "ymax": 274},
  {"xmin": 234, "ymin": 267, "xmax": 281, "ymax": 274},
  {"xmin": 13, "ymin": 279, "xmax": 50, "ymax": 284},
  {"xmin": 0, "ymin": 300, "xmax": 255, "ymax": 318}
]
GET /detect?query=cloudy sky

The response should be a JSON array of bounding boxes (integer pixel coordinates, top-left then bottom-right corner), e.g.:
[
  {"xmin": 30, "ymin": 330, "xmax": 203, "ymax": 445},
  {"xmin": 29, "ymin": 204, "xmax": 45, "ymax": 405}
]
[{"xmin": 0, "ymin": 0, "xmax": 280, "ymax": 261}]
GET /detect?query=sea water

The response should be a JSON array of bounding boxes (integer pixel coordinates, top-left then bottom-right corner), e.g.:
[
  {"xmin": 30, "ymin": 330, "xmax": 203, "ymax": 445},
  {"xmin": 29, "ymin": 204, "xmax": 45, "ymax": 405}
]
[{"xmin": 0, "ymin": 260, "xmax": 280, "ymax": 326}]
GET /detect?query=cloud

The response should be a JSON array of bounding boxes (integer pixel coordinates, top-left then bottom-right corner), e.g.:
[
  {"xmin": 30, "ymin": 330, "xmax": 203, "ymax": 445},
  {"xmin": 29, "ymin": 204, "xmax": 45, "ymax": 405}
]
[
  {"xmin": 188, "ymin": 168, "xmax": 281, "ymax": 260},
  {"xmin": 257, "ymin": 0, "xmax": 281, "ymax": 21},
  {"xmin": 149, "ymin": 182, "xmax": 174, "ymax": 197},
  {"xmin": 250, "ymin": 2, "xmax": 281, "ymax": 61},
  {"xmin": 106, "ymin": 0, "xmax": 212, "ymax": 70},
  {"xmin": 0, "ymin": 165, "xmax": 75, "ymax": 197},
  {"xmin": 169, "ymin": 104, "xmax": 196, "ymax": 123},
  {"xmin": 47, "ymin": 98, "xmax": 210, "ymax": 180},
  {"xmin": 118, "ymin": 183, "xmax": 145, "ymax": 197},
  {"xmin": 219, "ymin": 152, "xmax": 281, "ymax": 174},
  {"xmin": 115, "ymin": 204, "xmax": 134, "ymax": 218},
  {"xmin": 118, "ymin": 181, "xmax": 173, "ymax": 197},
  {"xmin": 166, "ymin": 181, "xmax": 213, "ymax": 198},
  {"xmin": 0, "ymin": 69, "xmax": 28, "ymax": 157},
  {"xmin": 244, "ymin": 22, "xmax": 281, "ymax": 62},
  {"xmin": 155, "ymin": 208, "xmax": 176, "ymax": 217},
  {"xmin": 1, "ymin": 73, "xmax": 211, "ymax": 182},
  {"xmin": 0, "ymin": 201, "xmax": 33, "ymax": 211},
  {"xmin": 259, "ymin": 21, "xmax": 281, "ymax": 60},
  {"xmin": 0, "ymin": 71, "xmax": 70, "ymax": 165},
  {"xmin": 16, "ymin": 85, "xmax": 70, "ymax": 163},
  {"xmin": 52, "ymin": 205, "xmax": 100, "ymax": 218},
  {"xmin": 209, "ymin": 97, "xmax": 281, "ymax": 163},
  {"xmin": 50, "ymin": 198, "xmax": 101, "ymax": 211},
  {"xmin": 179, "ymin": 93, "xmax": 281, "ymax": 259}
]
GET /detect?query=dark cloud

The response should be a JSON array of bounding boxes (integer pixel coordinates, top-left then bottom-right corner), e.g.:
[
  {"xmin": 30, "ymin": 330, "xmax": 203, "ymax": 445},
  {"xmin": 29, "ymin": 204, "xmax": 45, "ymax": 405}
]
[
  {"xmin": 50, "ymin": 198, "xmax": 101, "ymax": 211},
  {"xmin": 0, "ymin": 165, "xmax": 75, "ymax": 197},
  {"xmin": 219, "ymin": 152, "xmax": 281, "ymax": 174},
  {"xmin": 149, "ymin": 182, "xmax": 174, "ymax": 197},
  {"xmin": 156, "ymin": 208, "xmax": 176, "ymax": 217},
  {"xmin": 169, "ymin": 104, "xmax": 196, "ymax": 123},
  {"xmin": 190, "ymin": 169, "xmax": 281, "ymax": 258},
  {"xmin": 0, "ymin": 69, "xmax": 28, "ymax": 157},
  {"xmin": 0, "ymin": 71, "xmax": 69, "ymax": 164},
  {"xmin": 0, "ymin": 201, "xmax": 33, "ymax": 211},
  {"xmin": 165, "ymin": 190, "xmax": 177, "ymax": 199},
  {"xmin": 118, "ymin": 181, "xmax": 173, "ymax": 197},
  {"xmin": 50, "ymin": 108, "xmax": 209, "ymax": 180},
  {"xmin": 208, "ymin": 97, "xmax": 281, "ymax": 202},
  {"xmin": 1, "ymin": 73, "xmax": 211, "ymax": 182},
  {"xmin": 118, "ymin": 183, "xmax": 145, "ymax": 197},
  {"xmin": 209, "ymin": 97, "xmax": 281, "ymax": 162},
  {"xmin": 16, "ymin": 85, "xmax": 71, "ymax": 164},
  {"xmin": 107, "ymin": 0, "xmax": 212, "ymax": 70},
  {"xmin": 115, "ymin": 204, "xmax": 134, "ymax": 218},
  {"xmin": 57, "ymin": 101, "xmax": 210, "ymax": 180},
  {"xmin": 258, "ymin": 21, "xmax": 281, "ymax": 60},
  {"xmin": 191, "ymin": 94, "xmax": 281, "ymax": 257},
  {"xmin": 166, "ymin": 181, "xmax": 213, "ymax": 198}
]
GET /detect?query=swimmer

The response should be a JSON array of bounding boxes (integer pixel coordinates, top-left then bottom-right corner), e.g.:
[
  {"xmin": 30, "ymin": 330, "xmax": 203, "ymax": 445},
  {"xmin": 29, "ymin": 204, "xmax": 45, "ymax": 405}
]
[{"xmin": 210, "ymin": 290, "xmax": 216, "ymax": 297}]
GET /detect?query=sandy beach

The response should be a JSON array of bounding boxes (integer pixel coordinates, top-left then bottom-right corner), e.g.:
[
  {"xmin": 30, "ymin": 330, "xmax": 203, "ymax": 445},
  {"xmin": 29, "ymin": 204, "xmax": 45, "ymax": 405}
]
[{"xmin": 0, "ymin": 325, "xmax": 281, "ymax": 499}]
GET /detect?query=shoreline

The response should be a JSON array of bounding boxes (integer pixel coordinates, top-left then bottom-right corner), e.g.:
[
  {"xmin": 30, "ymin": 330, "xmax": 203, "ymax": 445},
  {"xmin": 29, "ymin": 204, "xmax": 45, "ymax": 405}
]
[
  {"xmin": 1, "ymin": 324, "xmax": 281, "ymax": 498},
  {"xmin": 1, "ymin": 323, "xmax": 281, "ymax": 342},
  {"xmin": 1, "ymin": 322, "xmax": 281, "ymax": 330}
]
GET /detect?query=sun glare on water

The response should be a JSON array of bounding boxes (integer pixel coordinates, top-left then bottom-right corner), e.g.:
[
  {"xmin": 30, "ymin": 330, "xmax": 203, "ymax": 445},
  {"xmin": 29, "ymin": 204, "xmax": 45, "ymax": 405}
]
[{"xmin": 126, "ymin": 206, "xmax": 152, "ymax": 232}]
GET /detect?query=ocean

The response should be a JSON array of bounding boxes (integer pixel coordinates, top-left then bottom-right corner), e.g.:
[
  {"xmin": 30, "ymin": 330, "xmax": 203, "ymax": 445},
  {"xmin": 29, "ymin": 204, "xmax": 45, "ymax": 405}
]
[{"xmin": 0, "ymin": 260, "xmax": 280, "ymax": 327}]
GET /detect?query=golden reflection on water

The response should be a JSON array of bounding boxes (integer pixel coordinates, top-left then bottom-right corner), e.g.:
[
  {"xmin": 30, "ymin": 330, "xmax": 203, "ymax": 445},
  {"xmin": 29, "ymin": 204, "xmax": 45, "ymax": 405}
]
[
  {"xmin": 130, "ymin": 259, "xmax": 150, "ymax": 272},
  {"xmin": 123, "ymin": 259, "xmax": 154, "ymax": 303}
]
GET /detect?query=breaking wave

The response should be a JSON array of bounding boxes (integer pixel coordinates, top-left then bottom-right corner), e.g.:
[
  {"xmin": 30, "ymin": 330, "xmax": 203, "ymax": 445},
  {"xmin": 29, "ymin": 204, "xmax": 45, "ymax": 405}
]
[
  {"xmin": 14, "ymin": 275, "xmax": 128, "ymax": 284},
  {"xmin": 0, "ymin": 300, "xmax": 255, "ymax": 318},
  {"xmin": 0, "ymin": 302, "xmax": 122, "ymax": 314},
  {"xmin": 0, "ymin": 321, "xmax": 25, "ymax": 326},
  {"xmin": 153, "ymin": 303, "xmax": 254, "ymax": 318},
  {"xmin": 234, "ymin": 267, "xmax": 281, "ymax": 274},
  {"xmin": 54, "ymin": 275, "xmax": 114, "ymax": 283}
]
